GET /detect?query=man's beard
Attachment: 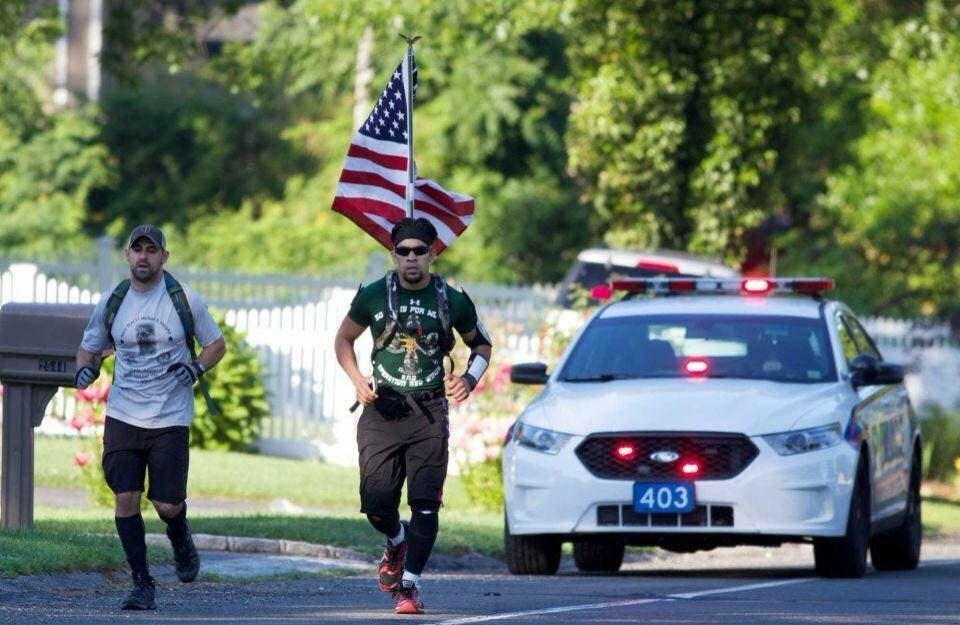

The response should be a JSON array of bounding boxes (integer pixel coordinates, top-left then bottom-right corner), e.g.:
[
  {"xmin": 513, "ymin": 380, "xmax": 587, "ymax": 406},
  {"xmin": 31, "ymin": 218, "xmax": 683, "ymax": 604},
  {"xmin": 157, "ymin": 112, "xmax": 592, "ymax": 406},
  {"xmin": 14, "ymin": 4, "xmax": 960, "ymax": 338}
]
[
  {"xmin": 132, "ymin": 264, "xmax": 159, "ymax": 284},
  {"xmin": 402, "ymin": 266, "xmax": 424, "ymax": 283}
]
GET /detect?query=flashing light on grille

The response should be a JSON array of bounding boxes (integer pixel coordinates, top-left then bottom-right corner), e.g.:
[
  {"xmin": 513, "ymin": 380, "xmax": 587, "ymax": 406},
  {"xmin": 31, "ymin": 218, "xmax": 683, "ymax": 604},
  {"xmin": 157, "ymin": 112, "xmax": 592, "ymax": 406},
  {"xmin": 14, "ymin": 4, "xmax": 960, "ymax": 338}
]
[
  {"xmin": 610, "ymin": 277, "xmax": 834, "ymax": 296},
  {"xmin": 680, "ymin": 461, "xmax": 701, "ymax": 476},
  {"xmin": 613, "ymin": 442, "xmax": 638, "ymax": 461}
]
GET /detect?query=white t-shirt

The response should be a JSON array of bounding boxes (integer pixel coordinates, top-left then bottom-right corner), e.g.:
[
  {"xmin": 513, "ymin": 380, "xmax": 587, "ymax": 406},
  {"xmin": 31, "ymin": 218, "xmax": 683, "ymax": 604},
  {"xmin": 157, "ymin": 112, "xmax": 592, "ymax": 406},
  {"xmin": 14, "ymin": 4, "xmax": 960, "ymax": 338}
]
[{"xmin": 80, "ymin": 278, "xmax": 223, "ymax": 429}]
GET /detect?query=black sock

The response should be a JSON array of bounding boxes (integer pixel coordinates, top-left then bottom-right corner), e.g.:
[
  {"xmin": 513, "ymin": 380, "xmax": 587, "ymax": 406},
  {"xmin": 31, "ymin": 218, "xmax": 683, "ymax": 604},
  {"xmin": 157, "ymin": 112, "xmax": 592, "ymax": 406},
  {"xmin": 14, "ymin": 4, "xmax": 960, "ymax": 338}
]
[
  {"xmin": 404, "ymin": 510, "xmax": 439, "ymax": 575},
  {"xmin": 367, "ymin": 511, "xmax": 401, "ymax": 539},
  {"xmin": 115, "ymin": 513, "xmax": 149, "ymax": 578},
  {"xmin": 161, "ymin": 503, "xmax": 189, "ymax": 540}
]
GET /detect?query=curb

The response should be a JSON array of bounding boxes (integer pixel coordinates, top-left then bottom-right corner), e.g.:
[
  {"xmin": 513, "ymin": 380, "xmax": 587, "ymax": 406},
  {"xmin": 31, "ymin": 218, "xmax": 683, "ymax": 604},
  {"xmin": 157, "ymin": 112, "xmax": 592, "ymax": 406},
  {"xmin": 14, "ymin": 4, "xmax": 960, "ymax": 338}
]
[{"xmin": 144, "ymin": 533, "xmax": 374, "ymax": 564}]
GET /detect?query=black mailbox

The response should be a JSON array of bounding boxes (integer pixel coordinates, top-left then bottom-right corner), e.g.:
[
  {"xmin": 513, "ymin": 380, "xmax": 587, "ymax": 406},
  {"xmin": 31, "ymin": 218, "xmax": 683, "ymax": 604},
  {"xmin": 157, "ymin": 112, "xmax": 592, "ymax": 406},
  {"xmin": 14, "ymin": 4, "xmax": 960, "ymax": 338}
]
[{"xmin": 0, "ymin": 302, "xmax": 94, "ymax": 529}]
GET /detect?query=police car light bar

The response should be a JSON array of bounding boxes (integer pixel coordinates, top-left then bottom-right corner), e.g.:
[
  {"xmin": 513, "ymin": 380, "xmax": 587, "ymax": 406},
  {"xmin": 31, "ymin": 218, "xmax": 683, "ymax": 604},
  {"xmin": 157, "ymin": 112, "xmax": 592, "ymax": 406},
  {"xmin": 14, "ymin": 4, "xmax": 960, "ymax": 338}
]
[{"xmin": 610, "ymin": 277, "xmax": 834, "ymax": 296}]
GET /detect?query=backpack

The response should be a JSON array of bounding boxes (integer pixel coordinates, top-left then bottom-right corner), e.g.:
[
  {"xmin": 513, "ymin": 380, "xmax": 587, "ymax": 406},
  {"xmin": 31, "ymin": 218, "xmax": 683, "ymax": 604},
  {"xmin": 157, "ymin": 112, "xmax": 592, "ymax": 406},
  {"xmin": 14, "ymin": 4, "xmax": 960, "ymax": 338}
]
[
  {"xmin": 372, "ymin": 270, "xmax": 455, "ymax": 357},
  {"xmin": 103, "ymin": 270, "xmax": 219, "ymax": 415}
]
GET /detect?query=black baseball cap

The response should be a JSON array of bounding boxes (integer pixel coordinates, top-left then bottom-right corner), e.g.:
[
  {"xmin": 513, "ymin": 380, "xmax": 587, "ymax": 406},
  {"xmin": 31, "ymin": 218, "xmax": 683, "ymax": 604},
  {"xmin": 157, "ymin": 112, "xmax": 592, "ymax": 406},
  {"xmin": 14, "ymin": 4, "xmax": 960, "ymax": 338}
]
[{"xmin": 126, "ymin": 224, "xmax": 166, "ymax": 250}]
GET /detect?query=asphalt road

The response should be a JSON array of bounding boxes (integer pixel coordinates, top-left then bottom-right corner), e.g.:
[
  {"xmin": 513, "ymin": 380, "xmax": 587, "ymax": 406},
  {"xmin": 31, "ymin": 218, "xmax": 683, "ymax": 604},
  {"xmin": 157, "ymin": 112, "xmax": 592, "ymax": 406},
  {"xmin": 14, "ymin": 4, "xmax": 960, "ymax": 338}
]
[{"xmin": 2, "ymin": 540, "xmax": 959, "ymax": 624}]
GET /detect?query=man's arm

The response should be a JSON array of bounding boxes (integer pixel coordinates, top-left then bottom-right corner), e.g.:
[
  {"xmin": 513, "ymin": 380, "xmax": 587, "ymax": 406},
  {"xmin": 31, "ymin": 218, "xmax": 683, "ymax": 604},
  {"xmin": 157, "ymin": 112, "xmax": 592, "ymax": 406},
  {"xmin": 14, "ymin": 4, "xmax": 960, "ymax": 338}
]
[
  {"xmin": 335, "ymin": 316, "xmax": 378, "ymax": 406},
  {"xmin": 75, "ymin": 347, "xmax": 103, "ymax": 389},
  {"xmin": 197, "ymin": 336, "xmax": 226, "ymax": 372},
  {"xmin": 444, "ymin": 327, "xmax": 492, "ymax": 402}
]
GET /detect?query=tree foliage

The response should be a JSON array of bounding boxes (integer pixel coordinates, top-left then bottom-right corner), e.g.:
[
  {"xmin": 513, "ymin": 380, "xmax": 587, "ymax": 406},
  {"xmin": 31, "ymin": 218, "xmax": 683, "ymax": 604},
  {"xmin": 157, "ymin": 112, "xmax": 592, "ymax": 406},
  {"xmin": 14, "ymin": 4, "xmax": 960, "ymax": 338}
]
[
  {"xmin": 565, "ymin": 0, "xmax": 832, "ymax": 265},
  {"xmin": 785, "ymin": 3, "xmax": 960, "ymax": 318},
  {"xmin": 0, "ymin": 1, "xmax": 112, "ymax": 254},
  {"xmin": 6, "ymin": 0, "xmax": 960, "ymax": 320}
]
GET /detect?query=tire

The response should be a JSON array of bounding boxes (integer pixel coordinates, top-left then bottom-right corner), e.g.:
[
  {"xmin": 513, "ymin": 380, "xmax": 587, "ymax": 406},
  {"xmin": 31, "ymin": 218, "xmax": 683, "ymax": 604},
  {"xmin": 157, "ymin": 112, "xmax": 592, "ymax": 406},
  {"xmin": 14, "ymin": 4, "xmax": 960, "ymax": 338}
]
[
  {"xmin": 504, "ymin": 517, "xmax": 561, "ymax": 575},
  {"xmin": 813, "ymin": 453, "xmax": 871, "ymax": 578},
  {"xmin": 870, "ymin": 453, "xmax": 922, "ymax": 571},
  {"xmin": 573, "ymin": 536, "xmax": 625, "ymax": 572}
]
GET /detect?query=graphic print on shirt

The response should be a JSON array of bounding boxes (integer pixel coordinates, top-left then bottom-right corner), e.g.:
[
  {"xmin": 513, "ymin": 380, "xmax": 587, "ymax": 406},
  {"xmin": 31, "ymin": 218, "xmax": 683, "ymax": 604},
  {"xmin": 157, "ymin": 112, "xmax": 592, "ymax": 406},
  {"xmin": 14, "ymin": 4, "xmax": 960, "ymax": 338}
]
[
  {"xmin": 117, "ymin": 315, "xmax": 176, "ymax": 381},
  {"xmin": 379, "ymin": 300, "xmax": 443, "ymax": 388}
]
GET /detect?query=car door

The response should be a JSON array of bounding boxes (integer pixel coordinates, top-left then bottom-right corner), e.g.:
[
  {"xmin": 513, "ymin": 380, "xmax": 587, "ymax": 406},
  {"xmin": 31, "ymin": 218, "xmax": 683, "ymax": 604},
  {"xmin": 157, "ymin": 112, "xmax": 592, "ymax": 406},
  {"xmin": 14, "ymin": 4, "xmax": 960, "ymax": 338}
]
[{"xmin": 837, "ymin": 311, "xmax": 913, "ymax": 521}]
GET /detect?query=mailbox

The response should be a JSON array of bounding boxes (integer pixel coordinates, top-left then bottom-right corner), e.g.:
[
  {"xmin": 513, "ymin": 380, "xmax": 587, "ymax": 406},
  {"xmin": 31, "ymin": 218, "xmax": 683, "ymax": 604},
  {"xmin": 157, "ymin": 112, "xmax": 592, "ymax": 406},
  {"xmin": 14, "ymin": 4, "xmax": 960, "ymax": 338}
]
[{"xmin": 0, "ymin": 302, "xmax": 95, "ymax": 529}]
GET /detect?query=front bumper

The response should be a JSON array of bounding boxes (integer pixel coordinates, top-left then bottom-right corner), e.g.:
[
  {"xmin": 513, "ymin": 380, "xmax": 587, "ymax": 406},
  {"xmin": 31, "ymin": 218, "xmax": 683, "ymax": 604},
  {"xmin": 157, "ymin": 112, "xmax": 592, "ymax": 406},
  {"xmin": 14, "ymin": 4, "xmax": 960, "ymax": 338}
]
[{"xmin": 502, "ymin": 434, "xmax": 859, "ymax": 538}]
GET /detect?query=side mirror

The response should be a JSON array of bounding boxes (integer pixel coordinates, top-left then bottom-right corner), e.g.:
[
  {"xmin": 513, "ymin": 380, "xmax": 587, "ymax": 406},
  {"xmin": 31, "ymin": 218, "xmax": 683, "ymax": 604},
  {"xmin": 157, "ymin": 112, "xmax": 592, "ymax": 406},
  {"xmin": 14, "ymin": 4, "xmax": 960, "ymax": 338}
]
[
  {"xmin": 850, "ymin": 353, "xmax": 904, "ymax": 387},
  {"xmin": 510, "ymin": 362, "xmax": 549, "ymax": 385}
]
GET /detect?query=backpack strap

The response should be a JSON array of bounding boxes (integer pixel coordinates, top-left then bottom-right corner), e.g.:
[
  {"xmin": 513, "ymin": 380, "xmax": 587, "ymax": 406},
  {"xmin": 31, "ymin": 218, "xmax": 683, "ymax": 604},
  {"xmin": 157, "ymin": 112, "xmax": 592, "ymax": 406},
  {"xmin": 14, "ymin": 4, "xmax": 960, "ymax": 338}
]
[
  {"xmin": 372, "ymin": 271, "xmax": 401, "ymax": 356},
  {"xmin": 103, "ymin": 279, "xmax": 132, "ymax": 345},
  {"xmin": 163, "ymin": 271, "xmax": 220, "ymax": 416},
  {"xmin": 433, "ymin": 274, "xmax": 454, "ymax": 354}
]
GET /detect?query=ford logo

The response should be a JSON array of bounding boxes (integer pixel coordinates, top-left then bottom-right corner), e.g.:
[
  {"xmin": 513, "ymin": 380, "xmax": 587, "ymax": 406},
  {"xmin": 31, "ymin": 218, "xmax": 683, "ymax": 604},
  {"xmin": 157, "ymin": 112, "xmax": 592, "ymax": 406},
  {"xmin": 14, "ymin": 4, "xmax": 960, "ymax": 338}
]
[{"xmin": 650, "ymin": 450, "xmax": 679, "ymax": 463}]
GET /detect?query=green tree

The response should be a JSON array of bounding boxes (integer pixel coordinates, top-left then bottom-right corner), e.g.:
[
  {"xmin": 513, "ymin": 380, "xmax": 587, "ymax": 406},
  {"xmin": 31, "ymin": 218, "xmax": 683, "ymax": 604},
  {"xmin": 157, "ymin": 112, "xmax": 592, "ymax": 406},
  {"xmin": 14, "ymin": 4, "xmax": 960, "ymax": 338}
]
[
  {"xmin": 790, "ymin": 2, "xmax": 960, "ymax": 318},
  {"xmin": 565, "ymin": 0, "xmax": 833, "ymax": 266},
  {"xmin": 0, "ymin": 1, "xmax": 113, "ymax": 254}
]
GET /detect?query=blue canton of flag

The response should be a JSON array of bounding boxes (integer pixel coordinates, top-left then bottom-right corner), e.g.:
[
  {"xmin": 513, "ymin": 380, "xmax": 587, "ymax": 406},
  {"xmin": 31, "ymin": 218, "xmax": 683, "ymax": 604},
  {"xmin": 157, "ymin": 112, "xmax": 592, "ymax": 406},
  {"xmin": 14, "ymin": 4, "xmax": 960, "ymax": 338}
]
[{"xmin": 359, "ymin": 62, "xmax": 417, "ymax": 145}]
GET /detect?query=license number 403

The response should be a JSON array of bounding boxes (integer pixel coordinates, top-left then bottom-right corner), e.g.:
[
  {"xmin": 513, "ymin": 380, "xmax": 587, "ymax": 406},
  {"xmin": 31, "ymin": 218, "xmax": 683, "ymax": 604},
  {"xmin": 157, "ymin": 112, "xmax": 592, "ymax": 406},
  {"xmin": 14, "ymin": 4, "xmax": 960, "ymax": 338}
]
[{"xmin": 633, "ymin": 481, "xmax": 695, "ymax": 513}]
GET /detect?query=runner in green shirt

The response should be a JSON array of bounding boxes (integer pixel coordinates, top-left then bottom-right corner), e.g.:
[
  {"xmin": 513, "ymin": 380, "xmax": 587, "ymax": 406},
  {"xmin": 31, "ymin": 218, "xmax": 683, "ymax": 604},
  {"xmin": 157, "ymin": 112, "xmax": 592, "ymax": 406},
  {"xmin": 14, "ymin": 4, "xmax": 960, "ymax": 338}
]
[{"xmin": 334, "ymin": 217, "xmax": 492, "ymax": 615}]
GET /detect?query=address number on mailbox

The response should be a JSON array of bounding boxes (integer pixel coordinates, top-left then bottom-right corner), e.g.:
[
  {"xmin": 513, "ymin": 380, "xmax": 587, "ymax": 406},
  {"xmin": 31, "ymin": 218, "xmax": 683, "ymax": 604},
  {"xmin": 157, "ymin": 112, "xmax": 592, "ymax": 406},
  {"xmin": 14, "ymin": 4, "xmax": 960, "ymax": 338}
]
[{"xmin": 38, "ymin": 359, "xmax": 67, "ymax": 373}]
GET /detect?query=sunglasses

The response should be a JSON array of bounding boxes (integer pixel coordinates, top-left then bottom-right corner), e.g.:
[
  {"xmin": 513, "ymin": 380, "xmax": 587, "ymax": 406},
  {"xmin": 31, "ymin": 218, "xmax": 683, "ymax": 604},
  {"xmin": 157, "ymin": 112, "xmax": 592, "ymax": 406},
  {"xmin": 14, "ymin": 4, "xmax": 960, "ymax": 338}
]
[{"xmin": 394, "ymin": 245, "xmax": 430, "ymax": 257}]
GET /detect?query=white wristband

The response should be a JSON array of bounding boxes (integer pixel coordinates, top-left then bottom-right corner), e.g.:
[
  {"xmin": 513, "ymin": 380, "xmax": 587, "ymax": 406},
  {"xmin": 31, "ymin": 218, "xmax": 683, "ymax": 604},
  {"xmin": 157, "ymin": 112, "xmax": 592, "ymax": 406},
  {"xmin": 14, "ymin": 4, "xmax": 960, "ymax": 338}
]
[{"xmin": 466, "ymin": 353, "xmax": 489, "ymax": 382}]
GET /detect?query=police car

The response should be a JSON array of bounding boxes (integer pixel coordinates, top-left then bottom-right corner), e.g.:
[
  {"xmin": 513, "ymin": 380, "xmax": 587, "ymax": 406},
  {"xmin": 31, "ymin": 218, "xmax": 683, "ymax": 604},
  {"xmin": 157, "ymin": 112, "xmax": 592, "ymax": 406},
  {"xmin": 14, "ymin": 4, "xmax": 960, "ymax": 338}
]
[{"xmin": 503, "ymin": 277, "xmax": 921, "ymax": 578}]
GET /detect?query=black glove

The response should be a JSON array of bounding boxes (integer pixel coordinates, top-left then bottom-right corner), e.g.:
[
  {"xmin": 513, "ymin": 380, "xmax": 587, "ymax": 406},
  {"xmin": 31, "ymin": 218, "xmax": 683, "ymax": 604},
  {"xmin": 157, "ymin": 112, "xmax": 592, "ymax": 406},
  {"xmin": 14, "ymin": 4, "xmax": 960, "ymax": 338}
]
[
  {"xmin": 74, "ymin": 366, "xmax": 99, "ymax": 389},
  {"xmin": 167, "ymin": 360, "xmax": 203, "ymax": 387}
]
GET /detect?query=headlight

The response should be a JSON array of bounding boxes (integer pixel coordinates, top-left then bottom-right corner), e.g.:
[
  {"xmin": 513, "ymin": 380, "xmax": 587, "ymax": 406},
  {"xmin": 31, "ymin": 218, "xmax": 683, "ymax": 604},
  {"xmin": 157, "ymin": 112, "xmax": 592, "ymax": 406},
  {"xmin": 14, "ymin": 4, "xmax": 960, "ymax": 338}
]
[
  {"xmin": 763, "ymin": 423, "xmax": 843, "ymax": 456},
  {"xmin": 512, "ymin": 422, "xmax": 571, "ymax": 455}
]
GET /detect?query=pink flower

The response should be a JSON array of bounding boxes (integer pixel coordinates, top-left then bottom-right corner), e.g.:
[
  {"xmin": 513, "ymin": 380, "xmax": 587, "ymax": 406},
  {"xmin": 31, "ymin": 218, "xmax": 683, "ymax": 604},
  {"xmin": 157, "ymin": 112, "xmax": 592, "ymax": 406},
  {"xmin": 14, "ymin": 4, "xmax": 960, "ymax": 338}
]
[
  {"xmin": 76, "ymin": 382, "xmax": 109, "ymax": 403},
  {"xmin": 73, "ymin": 451, "xmax": 92, "ymax": 467},
  {"xmin": 68, "ymin": 407, "xmax": 94, "ymax": 431}
]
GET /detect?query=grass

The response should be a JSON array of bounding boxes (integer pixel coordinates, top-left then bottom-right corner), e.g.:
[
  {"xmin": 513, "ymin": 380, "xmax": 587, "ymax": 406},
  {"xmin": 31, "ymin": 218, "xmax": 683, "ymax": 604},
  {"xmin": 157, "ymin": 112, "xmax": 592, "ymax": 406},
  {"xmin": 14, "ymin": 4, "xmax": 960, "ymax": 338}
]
[{"xmin": 8, "ymin": 435, "xmax": 959, "ymax": 579}]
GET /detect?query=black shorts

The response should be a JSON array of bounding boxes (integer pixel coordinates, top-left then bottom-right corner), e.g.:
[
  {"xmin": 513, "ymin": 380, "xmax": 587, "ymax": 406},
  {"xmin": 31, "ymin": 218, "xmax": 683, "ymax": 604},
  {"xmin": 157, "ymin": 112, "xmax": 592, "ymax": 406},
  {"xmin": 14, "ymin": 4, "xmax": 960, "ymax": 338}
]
[
  {"xmin": 101, "ymin": 416, "xmax": 190, "ymax": 505},
  {"xmin": 357, "ymin": 392, "xmax": 449, "ymax": 515}
]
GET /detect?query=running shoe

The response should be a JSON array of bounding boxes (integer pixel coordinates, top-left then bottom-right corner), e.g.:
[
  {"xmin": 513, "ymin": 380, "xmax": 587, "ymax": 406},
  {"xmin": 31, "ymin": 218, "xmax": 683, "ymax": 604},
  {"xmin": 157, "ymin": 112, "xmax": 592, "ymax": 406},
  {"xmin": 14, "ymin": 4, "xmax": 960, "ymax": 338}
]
[
  {"xmin": 168, "ymin": 523, "xmax": 200, "ymax": 583},
  {"xmin": 121, "ymin": 572, "xmax": 156, "ymax": 610},
  {"xmin": 377, "ymin": 521, "xmax": 408, "ymax": 592},
  {"xmin": 392, "ymin": 580, "xmax": 424, "ymax": 614}
]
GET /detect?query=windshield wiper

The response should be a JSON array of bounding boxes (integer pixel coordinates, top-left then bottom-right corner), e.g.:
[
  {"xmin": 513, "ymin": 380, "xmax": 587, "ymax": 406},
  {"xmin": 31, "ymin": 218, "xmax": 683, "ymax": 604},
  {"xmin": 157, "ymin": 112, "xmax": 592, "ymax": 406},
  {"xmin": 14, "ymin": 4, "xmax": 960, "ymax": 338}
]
[{"xmin": 562, "ymin": 373, "xmax": 620, "ymax": 382}]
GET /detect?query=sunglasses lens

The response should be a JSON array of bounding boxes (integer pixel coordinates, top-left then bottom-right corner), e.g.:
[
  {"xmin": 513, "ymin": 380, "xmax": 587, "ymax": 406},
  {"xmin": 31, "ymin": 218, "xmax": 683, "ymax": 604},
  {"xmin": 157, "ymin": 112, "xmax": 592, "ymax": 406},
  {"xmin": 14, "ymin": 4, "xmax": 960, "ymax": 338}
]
[{"xmin": 396, "ymin": 246, "xmax": 429, "ymax": 256}]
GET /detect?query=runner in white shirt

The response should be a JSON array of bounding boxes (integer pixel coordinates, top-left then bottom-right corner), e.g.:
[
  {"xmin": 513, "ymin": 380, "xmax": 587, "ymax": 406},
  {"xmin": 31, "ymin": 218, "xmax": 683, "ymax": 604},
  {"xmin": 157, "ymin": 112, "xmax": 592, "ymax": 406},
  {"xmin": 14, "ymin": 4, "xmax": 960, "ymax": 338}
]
[{"xmin": 75, "ymin": 224, "xmax": 226, "ymax": 611}]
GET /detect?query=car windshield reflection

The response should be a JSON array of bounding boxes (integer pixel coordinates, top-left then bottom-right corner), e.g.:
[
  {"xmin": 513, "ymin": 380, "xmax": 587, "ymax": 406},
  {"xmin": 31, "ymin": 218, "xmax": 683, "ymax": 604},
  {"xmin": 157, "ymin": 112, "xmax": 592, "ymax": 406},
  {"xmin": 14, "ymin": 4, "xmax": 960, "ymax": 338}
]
[{"xmin": 558, "ymin": 314, "xmax": 838, "ymax": 384}]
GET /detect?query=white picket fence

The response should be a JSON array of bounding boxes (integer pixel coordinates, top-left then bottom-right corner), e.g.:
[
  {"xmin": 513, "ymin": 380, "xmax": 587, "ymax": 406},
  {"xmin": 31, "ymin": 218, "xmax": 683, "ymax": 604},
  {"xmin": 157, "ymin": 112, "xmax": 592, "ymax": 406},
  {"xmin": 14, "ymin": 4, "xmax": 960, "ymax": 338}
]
[
  {"xmin": 0, "ymin": 258, "xmax": 551, "ymax": 463},
  {"xmin": 3, "ymin": 249, "xmax": 958, "ymax": 463}
]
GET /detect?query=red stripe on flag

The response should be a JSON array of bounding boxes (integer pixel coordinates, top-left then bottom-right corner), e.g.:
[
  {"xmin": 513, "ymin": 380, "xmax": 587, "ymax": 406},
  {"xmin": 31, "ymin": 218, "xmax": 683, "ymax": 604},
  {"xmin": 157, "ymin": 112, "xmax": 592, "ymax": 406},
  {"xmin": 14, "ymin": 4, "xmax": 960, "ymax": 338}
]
[
  {"xmin": 412, "ymin": 200, "xmax": 470, "ymax": 235},
  {"xmin": 346, "ymin": 144, "xmax": 407, "ymax": 171},
  {"xmin": 416, "ymin": 179, "xmax": 475, "ymax": 217},
  {"xmin": 337, "ymin": 170, "xmax": 406, "ymax": 199}
]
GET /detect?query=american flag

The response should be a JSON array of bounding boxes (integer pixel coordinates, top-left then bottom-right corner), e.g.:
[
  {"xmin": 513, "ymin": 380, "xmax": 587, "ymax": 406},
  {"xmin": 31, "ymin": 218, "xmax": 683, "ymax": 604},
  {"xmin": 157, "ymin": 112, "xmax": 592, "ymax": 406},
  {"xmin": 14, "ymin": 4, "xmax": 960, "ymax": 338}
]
[{"xmin": 332, "ymin": 54, "xmax": 475, "ymax": 253}]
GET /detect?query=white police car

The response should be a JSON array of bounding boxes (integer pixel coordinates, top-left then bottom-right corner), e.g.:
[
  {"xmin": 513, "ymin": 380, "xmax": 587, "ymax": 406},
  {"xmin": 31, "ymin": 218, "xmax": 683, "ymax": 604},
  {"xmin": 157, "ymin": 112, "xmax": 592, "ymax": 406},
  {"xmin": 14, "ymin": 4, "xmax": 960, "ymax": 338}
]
[{"xmin": 503, "ymin": 277, "xmax": 921, "ymax": 578}]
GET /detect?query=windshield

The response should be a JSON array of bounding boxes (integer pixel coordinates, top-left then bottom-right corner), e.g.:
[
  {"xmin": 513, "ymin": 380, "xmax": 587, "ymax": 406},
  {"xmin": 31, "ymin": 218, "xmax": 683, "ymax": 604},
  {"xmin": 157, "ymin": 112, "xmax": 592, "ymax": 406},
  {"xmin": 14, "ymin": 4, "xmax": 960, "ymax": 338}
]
[{"xmin": 559, "ymin": 314, "xmax": 837, "ymax": 384}]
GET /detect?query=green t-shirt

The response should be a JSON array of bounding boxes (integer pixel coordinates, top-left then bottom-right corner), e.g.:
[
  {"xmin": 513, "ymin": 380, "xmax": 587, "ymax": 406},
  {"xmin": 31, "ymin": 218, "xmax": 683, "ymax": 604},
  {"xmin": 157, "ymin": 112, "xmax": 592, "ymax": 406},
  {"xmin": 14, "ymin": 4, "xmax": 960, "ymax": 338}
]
[{"xmin": 348, "ymin": 274, "xmax": 481, "ymax": 392}]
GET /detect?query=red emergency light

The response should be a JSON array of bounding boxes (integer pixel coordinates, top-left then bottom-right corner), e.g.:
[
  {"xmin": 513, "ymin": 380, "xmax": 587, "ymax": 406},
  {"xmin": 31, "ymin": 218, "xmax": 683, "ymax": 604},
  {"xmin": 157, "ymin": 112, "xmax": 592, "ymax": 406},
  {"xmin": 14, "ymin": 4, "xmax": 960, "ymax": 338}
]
[
  {"xmin": 680, "ymin": 461, "xmax": 701, "ymax": 476},
  {"xmin": 613, "ymin": 442, "xmax": 638, "ymax": 461},
  {"xmin": 684, "ymin": 358, "xmax": 710, "ymax": 376}
]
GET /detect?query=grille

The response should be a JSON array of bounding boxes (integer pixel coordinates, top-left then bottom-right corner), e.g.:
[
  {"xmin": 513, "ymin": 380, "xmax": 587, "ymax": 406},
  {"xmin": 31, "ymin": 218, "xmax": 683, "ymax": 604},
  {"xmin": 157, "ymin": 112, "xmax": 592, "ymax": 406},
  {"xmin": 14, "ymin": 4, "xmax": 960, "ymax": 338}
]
[
  {"xmin": 575, "ymin": 432, "xmax": 759, "ymax": 480},
  {"xmin": 597, "ymin": 504, "xmax": 735, "ymax": 528}
]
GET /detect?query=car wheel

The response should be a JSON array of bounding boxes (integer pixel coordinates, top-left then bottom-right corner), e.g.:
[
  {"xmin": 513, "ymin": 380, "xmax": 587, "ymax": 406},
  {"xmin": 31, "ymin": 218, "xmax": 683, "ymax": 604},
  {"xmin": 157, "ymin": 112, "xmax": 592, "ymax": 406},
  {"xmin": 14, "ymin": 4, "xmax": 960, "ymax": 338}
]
[
  {"xmin": 813, "ymin": 453, "xmax": 870, "ymax": 578},
  {"xmin": 504, "ymin": 516, "xmax": 561, "ymax": 575},
  {"xmin": 572, "ymin": 536, "xmax": 625, "ymax": 572},
  {"xmin": 870, "ymin": 452, "xmax": 922, "ymax": 571}
]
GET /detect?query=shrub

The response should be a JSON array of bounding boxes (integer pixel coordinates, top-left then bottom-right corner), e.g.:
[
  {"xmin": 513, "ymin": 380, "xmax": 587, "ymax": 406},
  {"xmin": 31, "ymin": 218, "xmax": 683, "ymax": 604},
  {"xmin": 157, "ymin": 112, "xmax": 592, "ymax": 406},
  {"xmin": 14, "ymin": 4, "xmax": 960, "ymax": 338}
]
[
  {"xmin": 920, "ymin": 406, "xmax": 960, "ymax": 483},
  {"xmin": 189, "ymin": 312, "xmax": 270, "ymax": 452}
]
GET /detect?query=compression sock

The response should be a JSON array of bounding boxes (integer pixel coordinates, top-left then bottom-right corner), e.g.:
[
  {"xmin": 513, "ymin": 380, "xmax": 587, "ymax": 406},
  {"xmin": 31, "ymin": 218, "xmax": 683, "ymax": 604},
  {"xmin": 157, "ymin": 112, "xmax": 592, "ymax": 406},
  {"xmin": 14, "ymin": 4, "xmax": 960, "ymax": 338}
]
[{"xmin": 115, "ymin": 513, "xmax": 149, "ymax": 578}]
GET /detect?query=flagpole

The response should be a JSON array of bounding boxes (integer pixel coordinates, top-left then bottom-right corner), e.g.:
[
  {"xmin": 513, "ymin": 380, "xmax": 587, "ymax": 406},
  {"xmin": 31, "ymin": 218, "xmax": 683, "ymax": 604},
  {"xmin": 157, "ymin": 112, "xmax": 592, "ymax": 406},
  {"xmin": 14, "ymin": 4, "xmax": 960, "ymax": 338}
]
[{"xmin": 399, "ymin": 33, "xmax": 420, "ymax": 219}]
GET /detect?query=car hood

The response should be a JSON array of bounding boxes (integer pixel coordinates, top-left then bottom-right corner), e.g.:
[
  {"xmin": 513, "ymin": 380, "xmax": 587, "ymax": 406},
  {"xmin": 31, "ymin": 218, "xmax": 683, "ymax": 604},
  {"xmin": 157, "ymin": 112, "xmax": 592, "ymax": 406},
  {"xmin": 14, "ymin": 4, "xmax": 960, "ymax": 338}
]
[{"xmin": 522, "ymin": 378, "xmax": 851, "ymax": 437}]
